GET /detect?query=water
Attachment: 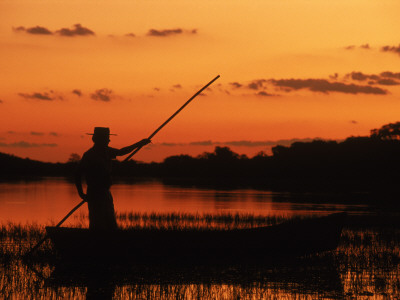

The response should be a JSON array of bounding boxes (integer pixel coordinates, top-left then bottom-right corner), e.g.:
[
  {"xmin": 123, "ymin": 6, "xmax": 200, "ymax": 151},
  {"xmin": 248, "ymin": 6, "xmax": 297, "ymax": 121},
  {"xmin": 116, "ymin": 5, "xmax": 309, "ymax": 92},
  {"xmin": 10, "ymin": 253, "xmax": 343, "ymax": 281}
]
[
  {"xmin": 0, "ymin": 177, "xmax": 371, "ymax": 225},
  {"xmin": 1, "ymin": 178, "xmax": 400, "ymax": 299}
]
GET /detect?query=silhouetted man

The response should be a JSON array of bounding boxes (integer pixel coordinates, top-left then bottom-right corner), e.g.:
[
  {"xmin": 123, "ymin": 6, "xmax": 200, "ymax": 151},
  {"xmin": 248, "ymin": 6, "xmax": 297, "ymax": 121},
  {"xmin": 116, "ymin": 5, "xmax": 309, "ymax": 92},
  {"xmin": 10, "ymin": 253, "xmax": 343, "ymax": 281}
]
[{"xmin": 75, "ymin": 127, "xmax": 150, "ymax": 230}]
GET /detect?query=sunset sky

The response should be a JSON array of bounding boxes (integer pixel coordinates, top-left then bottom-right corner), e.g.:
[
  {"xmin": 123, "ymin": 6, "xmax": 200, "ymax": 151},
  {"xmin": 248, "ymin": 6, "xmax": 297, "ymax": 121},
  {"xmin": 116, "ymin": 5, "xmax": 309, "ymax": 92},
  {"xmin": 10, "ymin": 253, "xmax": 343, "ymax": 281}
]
[{"xmin": 1, "ymin": 0, "xmax": 400, "ymax": 163}]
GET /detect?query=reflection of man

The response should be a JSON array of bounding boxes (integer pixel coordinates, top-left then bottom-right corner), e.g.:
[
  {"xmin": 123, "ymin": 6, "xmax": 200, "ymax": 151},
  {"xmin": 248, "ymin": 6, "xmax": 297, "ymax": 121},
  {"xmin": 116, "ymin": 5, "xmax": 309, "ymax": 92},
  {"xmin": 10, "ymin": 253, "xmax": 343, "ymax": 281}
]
[{"xmin": 75, "ymin": 127, "xmax": 150, "ymax": 230}]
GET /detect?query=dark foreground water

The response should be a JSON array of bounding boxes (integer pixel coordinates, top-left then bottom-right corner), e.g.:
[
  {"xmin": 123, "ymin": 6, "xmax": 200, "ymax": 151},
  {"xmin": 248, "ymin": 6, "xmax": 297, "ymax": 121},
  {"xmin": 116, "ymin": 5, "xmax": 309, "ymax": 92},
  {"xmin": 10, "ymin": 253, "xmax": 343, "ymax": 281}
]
[{"xmin": 1, "ymin": 178, "xmax": 400, "ymax": 299}]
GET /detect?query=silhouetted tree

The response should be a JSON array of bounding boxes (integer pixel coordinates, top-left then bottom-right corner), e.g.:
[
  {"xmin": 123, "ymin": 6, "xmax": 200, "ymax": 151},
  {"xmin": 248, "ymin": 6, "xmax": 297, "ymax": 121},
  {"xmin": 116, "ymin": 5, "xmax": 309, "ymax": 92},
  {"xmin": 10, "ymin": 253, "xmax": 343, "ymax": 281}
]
[
  {"xmin": 370, "ymin": 122, "xmax": 400, "ymax": 140},
  {"xmin": 67, "ymin": 153, "xmax": 81, "ymax": 163}
]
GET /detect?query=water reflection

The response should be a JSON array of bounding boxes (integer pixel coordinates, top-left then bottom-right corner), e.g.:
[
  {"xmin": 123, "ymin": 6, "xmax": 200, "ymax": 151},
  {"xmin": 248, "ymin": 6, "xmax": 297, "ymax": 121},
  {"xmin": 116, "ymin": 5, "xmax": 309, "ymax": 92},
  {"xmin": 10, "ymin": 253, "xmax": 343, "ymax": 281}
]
[
  {"xmin": 18, "ymin": 255, "xmax": 343, "ymax": 299},
  {"xmin": 0, "ymin": 178, "xmax": 374, "ymax": 225}
]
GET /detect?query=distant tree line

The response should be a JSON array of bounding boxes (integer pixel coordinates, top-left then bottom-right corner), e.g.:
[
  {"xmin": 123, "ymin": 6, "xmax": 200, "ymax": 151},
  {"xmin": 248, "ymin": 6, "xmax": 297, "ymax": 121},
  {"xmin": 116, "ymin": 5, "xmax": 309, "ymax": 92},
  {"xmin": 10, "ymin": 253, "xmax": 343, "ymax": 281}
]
[{"xmin": 2, "ymin": 122, "xmax": 400, "ymax": 190}]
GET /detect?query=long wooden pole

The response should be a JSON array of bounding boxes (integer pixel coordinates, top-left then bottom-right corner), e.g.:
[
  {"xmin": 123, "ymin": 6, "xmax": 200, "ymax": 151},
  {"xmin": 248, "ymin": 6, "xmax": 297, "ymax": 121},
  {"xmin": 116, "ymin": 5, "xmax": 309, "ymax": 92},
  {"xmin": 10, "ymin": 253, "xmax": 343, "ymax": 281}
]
[
  {"xmin": 25, "ymin": 75, "xmax": 220, "ymax": 257},
  {"xmin": 123, "ymin": 74, "xmax": 220, "ymax": 162}
]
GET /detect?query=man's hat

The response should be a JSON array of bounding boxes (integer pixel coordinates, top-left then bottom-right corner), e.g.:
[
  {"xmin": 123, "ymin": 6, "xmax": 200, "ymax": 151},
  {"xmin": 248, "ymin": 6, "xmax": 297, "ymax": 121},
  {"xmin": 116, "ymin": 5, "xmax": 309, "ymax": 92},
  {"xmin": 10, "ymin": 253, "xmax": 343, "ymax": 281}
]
[{"xmin": 87, "ymin": 127, "xmax": 117, "ymax": 137}]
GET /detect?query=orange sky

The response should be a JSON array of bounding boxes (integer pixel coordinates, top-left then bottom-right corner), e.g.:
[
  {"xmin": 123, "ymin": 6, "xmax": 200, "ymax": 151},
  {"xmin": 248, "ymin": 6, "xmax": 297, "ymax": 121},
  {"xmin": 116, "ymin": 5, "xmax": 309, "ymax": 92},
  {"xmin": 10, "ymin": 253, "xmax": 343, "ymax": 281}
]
[{"xmin": 1, "ymin": 0, "xmax": 400, "ymax": 162}]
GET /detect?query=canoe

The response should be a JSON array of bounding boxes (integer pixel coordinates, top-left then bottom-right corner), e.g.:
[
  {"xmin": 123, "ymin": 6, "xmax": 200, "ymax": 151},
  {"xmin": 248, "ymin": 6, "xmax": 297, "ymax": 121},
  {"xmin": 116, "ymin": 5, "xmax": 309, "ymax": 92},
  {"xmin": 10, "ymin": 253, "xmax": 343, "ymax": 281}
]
[{"xmin": 45, "ymin": 212, "xmax": 346, "ymax": 262}]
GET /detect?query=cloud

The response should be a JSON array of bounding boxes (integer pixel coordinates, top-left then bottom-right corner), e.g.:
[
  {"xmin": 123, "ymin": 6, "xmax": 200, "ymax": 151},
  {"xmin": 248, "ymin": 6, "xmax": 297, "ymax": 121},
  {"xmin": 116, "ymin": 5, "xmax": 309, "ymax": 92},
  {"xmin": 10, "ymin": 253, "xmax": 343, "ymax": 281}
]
[
  {"xmin": 125, "ymin": 33, "xmax": 136, "ymax": 38},
  {"xmin": 270, "ymin": 78, "xmax": 387, "ymax": 95},
  {"xmin": 248, "ymin": 79, "xmax": 267, "ymax": 90},
  {"xmin": 348, "ymin": 72, "xmax": 379, "ymax": 81},
  {"xmin": 72, "ymin": 89, "xmax": 82, "ymax": 96},
  {"xmin": 227, "ymin": 70, "xmax": 399, "ymax": 97},
  {"xmin": 90, "ymin": 88, "xmax": 113, "ymax": 102},
  {"xmin": 18, "ymin": 92, "xmax": 53, "ymax": 101},
  {"xmin": 0, "ymin": 141, "xmax": 57, "ymax": 148},
  {"xmin": 256, "ymin": 91, "xmax": 275, "ymax": 97},
  {"xmin": 376, "ymin": 79, "xmax": 400, "ymax": 86},
  {"xmin": 345, "ymin": 44, "xmax": 372, "ymax": 50},
  {"xmin": 222, "ymin": 139, "xmax": 316, "ymax": 147},
  {"xmin": 329, "ymin": 73, "xmax": 339, "ymax": 80},
  {"xmin": 350, "ymin": 120, "xmax": 358, "ymax": 124},
  {"xmin": 30, "ymin": 131, "xmax": 44, "ymax": 136},
  {"xmin": 346, "ymin": 71, "xmax": 400, "ymax": 86},
  {"xmin": 56, "ymin": 24, "xmax": 95, "ymax": 37},
  {"xmin": 159, "ymin": 138, "xmax": 317, "ymax": 148},
  {"xmin": 14, "ymin": 24, "xmax": 95, "ymax": 37},
  {"xmin": 13, "ymin": 26, "xmax": 52, "ymax": 35},
  {"xmin": 49, "ymin": 132, "xmax": 59, "ymax": 137},
  {"xmin": 360, "ymin": 44, "xmax": 370, "ymax": 49},
  {"xmin": 189, "ymin": 141, "xmax": 214, "ymax": 146},
  {"xmin": 0, "ymin": 99, "xmax": 3, "ymax": 104},
  {"xmin": 147, "ymin": 28, "xmax": 197, "ymax": 37},
  {"xmin": 381, "ymin": 44, "xmax": 400, "ymax": 56},
  {"xmin": 172, "ymin": 84, "xmax": 182, "ymax": 89},
  {"xmin": 380, "ymin": 71, "xmax": 400, "ymax": 80},
  {"xmin": 147, "ymin": 28, "xmax": 182, "ymax": 37},
  {"xmin": 229, "ymin": 82, "xmax": 242, "ymax": 88}
]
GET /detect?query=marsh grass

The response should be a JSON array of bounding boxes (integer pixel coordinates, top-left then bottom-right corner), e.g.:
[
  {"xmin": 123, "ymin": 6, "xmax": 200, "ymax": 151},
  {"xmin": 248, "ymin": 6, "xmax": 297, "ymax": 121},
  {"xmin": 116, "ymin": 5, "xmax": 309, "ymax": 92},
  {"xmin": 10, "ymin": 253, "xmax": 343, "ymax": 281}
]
[
  {"xmin": 335, "ymin": 227, "xmax": 400, "ymax": 297},
  {"xmin": 115, "ymin": 211, "xmax": 295, "ymax": 230},
  {"xmin": 2, "ymin": 213, "xmax": 400, "ymax": 298},
  {"xmin": 0, "ymin": 223, "xmax": 53, "ymax": 262}
]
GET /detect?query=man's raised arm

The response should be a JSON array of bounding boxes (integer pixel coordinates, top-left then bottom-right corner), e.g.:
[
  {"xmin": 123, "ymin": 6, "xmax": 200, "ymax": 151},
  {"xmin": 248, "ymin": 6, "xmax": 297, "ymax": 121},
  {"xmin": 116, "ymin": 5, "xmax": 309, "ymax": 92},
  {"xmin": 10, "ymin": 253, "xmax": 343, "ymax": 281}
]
[{"xmin": 116, "ymin": 139, "xmax": 151, "ymax": 156}]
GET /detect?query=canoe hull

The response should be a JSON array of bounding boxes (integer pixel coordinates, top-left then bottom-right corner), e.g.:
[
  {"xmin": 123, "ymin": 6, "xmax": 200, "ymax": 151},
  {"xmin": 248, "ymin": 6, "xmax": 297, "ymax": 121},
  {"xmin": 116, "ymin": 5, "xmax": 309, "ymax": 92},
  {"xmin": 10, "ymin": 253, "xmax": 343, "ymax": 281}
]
[{"xmin": 46, "ymin": 213, "xmax": 346, "ymax": 262}]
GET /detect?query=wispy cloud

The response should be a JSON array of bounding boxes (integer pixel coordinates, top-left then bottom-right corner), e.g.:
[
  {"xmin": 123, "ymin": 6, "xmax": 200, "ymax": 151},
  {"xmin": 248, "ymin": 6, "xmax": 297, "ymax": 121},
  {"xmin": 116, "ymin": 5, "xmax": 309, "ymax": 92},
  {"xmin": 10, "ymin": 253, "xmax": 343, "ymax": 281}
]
[
  {"xmin": 13, "ymin": 25, "xmax": 52, "ymax": 35},
  {"xmin": 381, "ymin": 44, "xmax": 400, "ymax": 56},
  {"xmin": 189, "ymin": 141, "xmax": 214, "ymax": 146},
  {"xmin": 248, "ymin": 79, "xmax": 267, "ymax": 90},
  {"xmin": 360, "ymin": 43, "xmax": 370, "ymax": 49},
  {"xmin": 90, "ymin": 88, "xmax": 113, "ymax": 102},
  {"xmin": 381, "ymin": 71, "xmax": 400, "ymax": 79},
  {"xmin": 18, "ymin": 92, "xmax": 53, "ymax": 101},
  {"xmin": 0, "ymin": 141, "xmax": 57, "ymax": 148},
  {"xmin": 72, "ymin": 89, "xmax": 82, "ymax": 97},
  {"xmin": 147, "ymin": 28, "xmax": 197, "ymax": 37},
  {"xmin": 346, "ymin": 71, "xmax": 400, "ymax": 86},
  {"xmin": 229, "ymin": 82, "xmax": 242, "ymax": 88},
  {"xmin": 13, "ymin": 24, "xmax": 95, "ymax": 37},
  {"xmin": 159, "ymin": 138, "xmax": 318, "ymax": 148},
  {"xmin": 376, "ymin": 79, "xmax": 400, "ymax": 86},
  {"xmin": 0, "ymin": 99, "xmax": 3, "ymax": 104},
  {"xmin": 256, "ymin": 91, "xmax": 275, "ymax": 97},
  {"xmin": 345, "ymin": 44, "xmax": 372, "ymax": 50},
  {"xmin": 30, "ymin": 131, "xmax": 44, "ymax": 136},
  {"xmin": 270, "ymin": 78, "xmax": 387, "ymax": 94},
  {"xmin": 56, "ymin": 24, "xmax": 95, "ymax": 37},
  {"xmin": 347, "ymin": 71, "xmax": 379, "ymax": 81},
  {"xmin": 227, "ymin": 72, "xmax": 396, "ymax": 96}
]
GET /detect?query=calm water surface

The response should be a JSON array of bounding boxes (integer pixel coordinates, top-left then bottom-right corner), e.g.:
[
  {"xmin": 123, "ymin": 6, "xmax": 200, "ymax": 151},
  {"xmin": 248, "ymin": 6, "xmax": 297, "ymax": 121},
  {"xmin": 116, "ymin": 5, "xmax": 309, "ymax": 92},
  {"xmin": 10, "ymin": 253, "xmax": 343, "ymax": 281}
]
[{"xmin": 0, "ymin": 177, "xmax": 371, "ymax": 225}]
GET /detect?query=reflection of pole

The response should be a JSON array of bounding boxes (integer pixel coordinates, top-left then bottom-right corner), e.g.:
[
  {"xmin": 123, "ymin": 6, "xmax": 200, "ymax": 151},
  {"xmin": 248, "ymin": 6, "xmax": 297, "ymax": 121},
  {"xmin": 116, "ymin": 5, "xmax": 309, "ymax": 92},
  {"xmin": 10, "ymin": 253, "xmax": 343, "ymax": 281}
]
[{"xmin": 123, "ymin": 75, "xmax": 220, "ymax": 162}]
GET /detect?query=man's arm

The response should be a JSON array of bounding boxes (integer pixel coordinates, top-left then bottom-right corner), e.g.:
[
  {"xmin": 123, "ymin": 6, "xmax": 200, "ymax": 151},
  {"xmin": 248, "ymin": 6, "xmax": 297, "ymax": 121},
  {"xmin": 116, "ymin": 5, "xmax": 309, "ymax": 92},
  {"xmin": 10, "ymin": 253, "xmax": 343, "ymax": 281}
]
[
  {"xmin": 116, "ymin": 138, "xmax": 151, "ymax": 156},
  {"xmin": 75, "ymin": 160, "xmax": 87, "ymax": 201}
]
